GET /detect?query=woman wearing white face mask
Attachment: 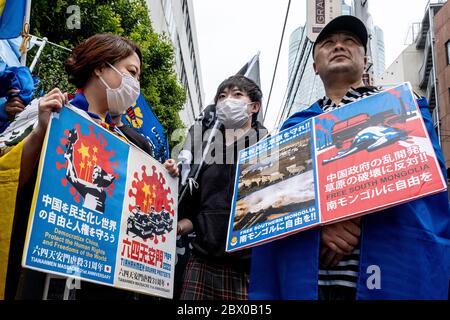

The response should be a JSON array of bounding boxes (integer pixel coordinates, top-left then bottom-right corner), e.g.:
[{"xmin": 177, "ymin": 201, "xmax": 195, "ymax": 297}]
[
  {"xmin": 3, "ymin": 34, "xmax": 178, "ymax": 300},
  {"xmin": 177, "ymin": 75, "xmax": 268, "ymax": 300},
  {"xmin": 216, "ymin": 88, "xmax": 262, "ymax": 146},
  {"xmin": 63, "ymin": 34, "xmax": 178, "ymax": 176},
  {"xmin": 64, "ymin": 34, "xmax": 178, "ymax": 299},
  {"xmin": 3, "ymin": 34, "xmax": 179, "ymax": 300},
  {"xmin": 63, "ymin": 34, "xmax": 150, "ymax": 154}
]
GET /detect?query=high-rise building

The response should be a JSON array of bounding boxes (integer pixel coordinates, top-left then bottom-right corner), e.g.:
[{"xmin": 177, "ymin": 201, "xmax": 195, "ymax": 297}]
[
  {"xmin": 371, "ymin": 26, "xmax": 386, "ymax": 79},
  {"xmin": 282, "ymin": 1, "xmax": 348, "ymax": 122},
  {"xmin": 278, "ymin": 0, "xmax": 386, "ymax": 127},
  {"xmin": 342, "ymin": 0, "xmax": 352, "ymax": 15},
  {"xmin": 288, "ymin": 26, "xmax": 304, "ymax": 79},
  {"xmin": 352, "ymin": 1, "xmax": 386, "ymax": 83},
  {"xmin": 146, "ymin": 0, "xmax": 204, "ymax": 128},
  {"xmin": 285, "ymin": 25, "xmax": 324, "ymax": 118}
]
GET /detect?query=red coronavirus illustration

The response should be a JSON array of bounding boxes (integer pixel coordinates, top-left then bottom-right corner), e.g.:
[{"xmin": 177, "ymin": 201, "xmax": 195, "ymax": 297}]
[
  {"xmin": 128, "ymin": 165, "xmax": 175, "ymax": 244},
  {"xmin": 55, "ymin": 124, "xmax": 119, "ymax": 204}
]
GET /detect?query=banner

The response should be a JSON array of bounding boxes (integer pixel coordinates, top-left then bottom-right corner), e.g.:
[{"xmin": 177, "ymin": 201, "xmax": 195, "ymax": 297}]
[
  {"xmin": 226, "ymin": 83, "xmax": 447, "ymax": 252},
  {"xmin": 22, "ymin": 105, "xmax": 178, "ymax": 299}
]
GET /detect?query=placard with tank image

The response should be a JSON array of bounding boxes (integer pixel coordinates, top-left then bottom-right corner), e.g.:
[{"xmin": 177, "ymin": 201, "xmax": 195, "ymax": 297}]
[
  {"xmin": 226, "ymin": 83, "xmax": 447, "ymax": 252},
  {"xmin": 226, "ymin": 119, "xmax": 320, "ymax": 252}
]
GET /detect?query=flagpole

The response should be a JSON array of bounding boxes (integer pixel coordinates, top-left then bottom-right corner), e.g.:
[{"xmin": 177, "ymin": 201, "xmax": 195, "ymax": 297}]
[
  {"xmin": 20, "ymin": 0, "xmax": 32, "ymax": 66},
  {"xmin": 178, "ymin": 121, "xmax": 221, "ymax": 204},
  {"xmin": 29, "ymin": 37, "xmax": 47, "ymax": 72}
]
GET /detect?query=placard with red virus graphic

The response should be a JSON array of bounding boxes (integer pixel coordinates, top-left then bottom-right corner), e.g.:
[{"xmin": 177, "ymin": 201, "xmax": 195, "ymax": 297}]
[
  {"xmin": 54, "ymin": 124, "xmax": 120, "ymax": 213},
  {"xmin": 23, "ymin": 105, "xmax": 178, "ymax": 299},
  {"xmin": 115, "ymin": 148, "xmax": 177, "ymax": 299},
  {"xmin": 23, "ymin": 106, "xmax": 129, "ymax": 286}
]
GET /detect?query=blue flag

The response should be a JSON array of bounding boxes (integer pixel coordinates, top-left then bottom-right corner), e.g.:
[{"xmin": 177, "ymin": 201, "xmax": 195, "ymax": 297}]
[
  {"xmin": 122, "ymin": 93, "xmax": 170, "ymax": 163},
  {"xmin": 0, "ymin": 0, "xmax": 27, "ymax": 39}
]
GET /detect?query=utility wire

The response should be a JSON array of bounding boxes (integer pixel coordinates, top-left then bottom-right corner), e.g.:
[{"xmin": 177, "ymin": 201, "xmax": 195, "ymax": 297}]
[{"xmin": 263, "ymin": 0, "xmax": 291, "ymax": 121}]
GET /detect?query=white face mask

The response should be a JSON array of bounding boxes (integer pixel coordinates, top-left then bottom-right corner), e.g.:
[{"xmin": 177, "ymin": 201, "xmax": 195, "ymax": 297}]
[
  {"xmin": 99, "ymin": 62, "xmax": 140, "ymax": 116},
  {"xmin": 216, "ymin": 98, "xmax": 252, "ymax": 129}
]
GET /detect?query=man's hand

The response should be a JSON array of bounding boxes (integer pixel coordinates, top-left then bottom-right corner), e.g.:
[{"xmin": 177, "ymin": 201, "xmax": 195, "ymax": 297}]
[
  {"xmin": 36, "ymin": 88, "xmax": 67, "ymax": 137},
  {"xmin": 164, "ymin": 159, "xmax": 179, "ymax": 177},
  {"xmin": 320, "ymin": 218, "xmax": 361, "ymax": 267},
  {"xmin": 321, "ymin": 218, "xmax": 361, "ymax": 255},
  {"xmin": 320, "ymin": 247, "xmax": 345, "ymax": 268},
  {"xmin": 5, "ymin": 90, "xmax": 26, "ymax": 120}
]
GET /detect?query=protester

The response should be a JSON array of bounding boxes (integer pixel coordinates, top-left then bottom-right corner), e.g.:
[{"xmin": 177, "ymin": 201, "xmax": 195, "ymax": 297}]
[
  {"xmin": 0, "ymin": 90, "xmax": 26, "ymax": 122},
  {"xmin": 65, "ymin": 34, "xmax": 152, "ymax": 156},
  {"xmin": 3, "ymin": 34, "xmax": 178, "ymax": 300},
  {"xmin": 0, "ymin": 61, "xmax": 36, "ymax": 133},
  {"xmin": 249, "ymin": 15, "xmax": 450, "ymax": 300},
  {"xmin": 0, "ymin": 60, "xmax": 43, "ymax": 299},
  {"xmin": 67, "ymin": 34, "xmax": 177, "ymax": 299},
  {"xmin": 177, "ymin": 75, "xmax": 268, "ymax": 300}
]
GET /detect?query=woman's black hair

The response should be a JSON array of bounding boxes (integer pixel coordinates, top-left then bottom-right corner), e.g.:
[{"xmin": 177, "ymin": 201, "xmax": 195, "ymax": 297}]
[
  {"xmin": 214, "ymin": 75, "xmax": 263, "ymax": 124},
  {"xmin": 65, "ymin": 33, "xmax": 142, "ymax": 88}
]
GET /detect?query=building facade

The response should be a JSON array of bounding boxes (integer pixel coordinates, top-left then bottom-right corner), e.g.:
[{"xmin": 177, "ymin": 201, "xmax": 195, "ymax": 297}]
[
  {"xmin": 146, "ymin": 0, "xmax": 204, "ymax": 128},
  {"xmin": 371, "ymin": 26, "xmax": 386, "ymax": 79},
  {"xmin": 377, "ymin": 0, "xmax": 449, "ymax": 167},
  {"xmin": 434, "ymin": 0, "xmax": 450, "ymax": 168},
  {"xmin": 279, "ymin": 0, "xmax": 385, "ymax": 126},
  {"xmin": 352, "ymin": 0, "xmax": 386, "ymax": 84},
  {"xmin": 288, "ymin": 26, "xmax": 304, "ymax": 79},
  {"xmin": 376, "ymin": 43, "xmax": 425, "ymax": 96},
  {"xmin": 412, "ymin": 0, "xmax": 447, "ymax": 147},
  {"xmin": 342, "ymin": 0, "xmax": 352, "ymax": 15},
  {"xmin": 414, "ymin": 1, "xmax": 445, "ymax": 112},
  {"xmin": 285, "ymin": 26, "xmax": 325, "ymax": 120}
]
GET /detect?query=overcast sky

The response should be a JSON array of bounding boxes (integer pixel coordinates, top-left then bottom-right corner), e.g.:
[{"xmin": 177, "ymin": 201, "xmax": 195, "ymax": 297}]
[{"xmin": 192, "ymin": 0, "xmax": 430, "ymax": 131}]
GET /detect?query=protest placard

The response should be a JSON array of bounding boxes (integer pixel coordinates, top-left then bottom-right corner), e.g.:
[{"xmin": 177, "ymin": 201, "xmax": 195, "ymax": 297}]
[
  {"xmin": 22, "ymin": 105, "xmax": 177, "ymax": 299},
  {"xmin": 226, "ymin": 83, "xmax": 447, "ymax": 252}
]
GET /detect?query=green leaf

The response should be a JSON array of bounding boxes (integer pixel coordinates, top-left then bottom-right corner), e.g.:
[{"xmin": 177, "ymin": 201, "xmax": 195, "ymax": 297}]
[{"xmin": 30, "ymin": 0, "xmax": 187, "ymax": 149}]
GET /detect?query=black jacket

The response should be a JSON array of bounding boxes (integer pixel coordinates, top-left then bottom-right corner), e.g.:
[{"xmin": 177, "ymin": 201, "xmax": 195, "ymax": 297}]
[{"xmin": 179, "ymin": 122, "xmax": 268, "ymax": 270}]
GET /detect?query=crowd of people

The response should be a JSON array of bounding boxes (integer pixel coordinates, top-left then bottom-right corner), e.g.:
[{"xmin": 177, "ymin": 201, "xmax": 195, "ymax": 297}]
[{"xmin": 1, "ymin": 15, "xmax": 449, "ymax": 301}]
